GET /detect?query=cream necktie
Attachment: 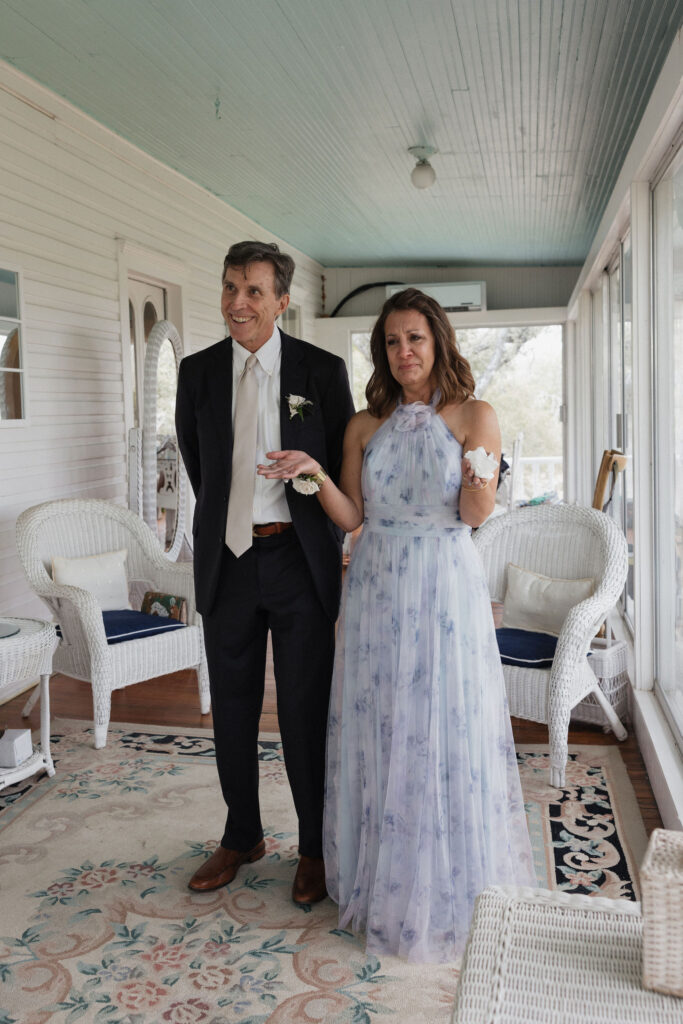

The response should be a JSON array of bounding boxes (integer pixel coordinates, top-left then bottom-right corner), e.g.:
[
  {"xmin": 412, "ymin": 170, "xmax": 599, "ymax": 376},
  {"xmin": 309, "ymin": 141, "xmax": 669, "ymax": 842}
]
[{"xmin": 225, "ymin": 353, "xmax": 259, "ymax": 557}]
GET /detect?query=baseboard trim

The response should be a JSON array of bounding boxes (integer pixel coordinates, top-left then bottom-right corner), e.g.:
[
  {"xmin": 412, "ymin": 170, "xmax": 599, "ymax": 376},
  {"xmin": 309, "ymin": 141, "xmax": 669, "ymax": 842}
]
[{"xmin": 633, "ymin": 689, "xmax": 683, "ymax": 830}]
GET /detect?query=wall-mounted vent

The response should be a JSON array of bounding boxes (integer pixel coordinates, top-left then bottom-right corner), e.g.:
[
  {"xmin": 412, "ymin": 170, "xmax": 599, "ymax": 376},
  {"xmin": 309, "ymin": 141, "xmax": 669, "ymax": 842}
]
[{"xmin": 386, "ymin": 281, "xmax": 486, "ymax": 312}]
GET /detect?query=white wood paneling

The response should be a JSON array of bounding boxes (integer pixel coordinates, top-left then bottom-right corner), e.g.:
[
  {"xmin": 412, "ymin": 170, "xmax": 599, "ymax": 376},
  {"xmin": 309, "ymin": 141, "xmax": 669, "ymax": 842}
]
[{"xmin": 0, "ymin": 64, "xmax": 322, "ymax": 617}]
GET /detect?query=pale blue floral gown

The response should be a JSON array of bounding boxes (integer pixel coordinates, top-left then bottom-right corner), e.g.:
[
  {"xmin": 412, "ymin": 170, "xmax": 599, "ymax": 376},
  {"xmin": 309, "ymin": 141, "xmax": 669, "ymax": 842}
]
[{"xmin": 324, "ymin": 396, "xmax": 536, "ymax": 963}]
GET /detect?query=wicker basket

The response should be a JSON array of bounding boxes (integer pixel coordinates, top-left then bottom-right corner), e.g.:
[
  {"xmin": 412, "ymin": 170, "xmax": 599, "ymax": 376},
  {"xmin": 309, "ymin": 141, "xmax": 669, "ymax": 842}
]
[
  {"xmin": 572, "ymin": 638, "xmax": 630, "ymax": 726},
  {"xmin": 641, "ymin": 828, "xmax": 683, "ymax": 997}
]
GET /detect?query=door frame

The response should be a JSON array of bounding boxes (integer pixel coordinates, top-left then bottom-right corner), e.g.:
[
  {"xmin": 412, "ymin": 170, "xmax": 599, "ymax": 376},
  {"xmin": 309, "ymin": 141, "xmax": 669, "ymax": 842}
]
[{"xmin": 116, "ymin": 239, "xmax": 189, "ymax": 436}]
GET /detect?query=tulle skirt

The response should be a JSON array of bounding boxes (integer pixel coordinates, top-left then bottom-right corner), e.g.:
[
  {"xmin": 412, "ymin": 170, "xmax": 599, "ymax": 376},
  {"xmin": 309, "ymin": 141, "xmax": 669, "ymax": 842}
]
[{"xmin": 324, "ymin": 524, "xmax": 536, "ymax": 963}]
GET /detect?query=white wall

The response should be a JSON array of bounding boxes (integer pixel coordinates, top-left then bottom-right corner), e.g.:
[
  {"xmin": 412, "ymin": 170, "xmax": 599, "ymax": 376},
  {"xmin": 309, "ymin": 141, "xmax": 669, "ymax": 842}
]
[
  {"xmin": 0, "ymin": 63, "xmax": 323, "ymax": 617},
  {"xmin": 322, "ymin": 265, "xmax": 580, "ymax": 317}
]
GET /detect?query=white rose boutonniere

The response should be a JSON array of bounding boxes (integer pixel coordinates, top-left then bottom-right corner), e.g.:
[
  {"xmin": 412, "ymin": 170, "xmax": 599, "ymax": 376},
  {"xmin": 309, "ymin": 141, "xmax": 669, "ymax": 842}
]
[
  {"xmin": 287, "ymin": 394, "xmax": 314, "ymax": 421},
  {"xmin": 464, "ymin": 446, "xmax": 499, "ymax": 480}
]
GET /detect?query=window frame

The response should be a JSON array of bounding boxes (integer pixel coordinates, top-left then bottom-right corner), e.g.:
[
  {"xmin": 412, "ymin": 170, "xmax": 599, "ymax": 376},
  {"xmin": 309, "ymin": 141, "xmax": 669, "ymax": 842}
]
[
  {"xmin": 604, "ymin": 236, "xmax": 635, "ymax": 629},
  {"xmin": 0, "ymin": 260, "xmax": 28, "ymax": 426},
  {"xmin": 652, "ymin": 143, "xmax": 683, "ymax": 751}
]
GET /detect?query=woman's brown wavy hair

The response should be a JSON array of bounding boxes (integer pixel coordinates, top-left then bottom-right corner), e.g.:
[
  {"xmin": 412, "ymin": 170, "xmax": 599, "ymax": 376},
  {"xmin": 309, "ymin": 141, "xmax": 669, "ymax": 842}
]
[{"xmin": 365, "ymin": 288, "xmax": 476, "ymax": 417}]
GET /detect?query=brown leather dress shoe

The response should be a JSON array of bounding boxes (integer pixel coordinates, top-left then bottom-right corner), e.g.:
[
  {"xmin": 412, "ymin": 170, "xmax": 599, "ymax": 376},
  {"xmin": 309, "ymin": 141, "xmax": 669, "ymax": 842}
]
[
  {"xmin": 292, "ymin": 855, "xmax": 327, "ymax": 904},
  {"xmin": 188, "ymin": 839, "xmax": 266, "ymax": 892}
]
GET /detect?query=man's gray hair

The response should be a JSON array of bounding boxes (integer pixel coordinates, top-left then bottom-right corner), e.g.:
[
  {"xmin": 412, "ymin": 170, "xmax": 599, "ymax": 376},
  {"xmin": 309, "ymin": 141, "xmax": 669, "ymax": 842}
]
[{"xmin": 223, "ymin": 241, "xmax": 295, "ymax": 298}]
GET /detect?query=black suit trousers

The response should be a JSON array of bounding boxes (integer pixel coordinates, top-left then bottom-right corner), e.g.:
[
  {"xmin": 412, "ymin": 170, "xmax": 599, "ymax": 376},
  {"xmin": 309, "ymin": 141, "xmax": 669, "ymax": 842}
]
[{"xmin": 202, "ymin": 529, "xmax": 334, "ymax": 858}]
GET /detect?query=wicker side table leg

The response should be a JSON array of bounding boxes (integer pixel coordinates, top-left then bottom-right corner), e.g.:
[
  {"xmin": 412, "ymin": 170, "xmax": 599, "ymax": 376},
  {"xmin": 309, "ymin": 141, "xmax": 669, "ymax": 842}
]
[
  {"xmin": 21, "ymin": 683, "xmax": 41, "ymax": 718},
  {"xmin": 40, "ymin": 673, "xmax": 55, "ymax": 778}
]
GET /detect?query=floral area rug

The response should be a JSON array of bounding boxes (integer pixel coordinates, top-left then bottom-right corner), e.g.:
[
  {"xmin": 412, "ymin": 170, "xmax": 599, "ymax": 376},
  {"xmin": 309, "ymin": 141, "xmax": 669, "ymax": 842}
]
[{"xmin": 0, "ymin": 721, "xmax": 648, "ymax": 1024}]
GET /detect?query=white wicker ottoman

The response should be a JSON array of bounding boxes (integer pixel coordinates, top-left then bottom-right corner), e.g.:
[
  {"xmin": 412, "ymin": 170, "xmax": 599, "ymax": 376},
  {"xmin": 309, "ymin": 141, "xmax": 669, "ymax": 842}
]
[{"xmin": 451, "ymin": 886, "xmax": 683, "ymax": 1023}]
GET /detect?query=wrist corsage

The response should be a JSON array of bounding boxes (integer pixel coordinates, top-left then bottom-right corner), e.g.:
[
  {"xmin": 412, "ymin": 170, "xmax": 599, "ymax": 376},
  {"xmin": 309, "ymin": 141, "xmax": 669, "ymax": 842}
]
[
  {"xmin": 287, "ymin": 394, "xmax": 314, "ymax": 420},
  {"xmin": 291, "ymin": 468, "xmax": 327, "ymax": 495}
]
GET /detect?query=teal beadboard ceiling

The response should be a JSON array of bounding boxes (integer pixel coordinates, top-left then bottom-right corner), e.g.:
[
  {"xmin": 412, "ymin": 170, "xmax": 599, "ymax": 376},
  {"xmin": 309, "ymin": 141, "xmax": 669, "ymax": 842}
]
[{"xmin": 0, "ymin": 0, "xmax": 681, "ymax": 266}]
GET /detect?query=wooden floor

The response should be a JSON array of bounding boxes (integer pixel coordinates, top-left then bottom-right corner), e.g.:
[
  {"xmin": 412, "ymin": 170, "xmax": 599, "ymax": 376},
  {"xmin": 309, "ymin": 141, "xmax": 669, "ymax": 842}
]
[{"xmin": 1, "ymin": 661, "xmax": 663, "ymax": 836}]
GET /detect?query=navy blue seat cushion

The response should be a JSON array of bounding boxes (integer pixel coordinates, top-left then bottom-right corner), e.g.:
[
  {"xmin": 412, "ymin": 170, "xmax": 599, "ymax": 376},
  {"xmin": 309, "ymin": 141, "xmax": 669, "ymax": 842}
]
[
  {"xmin": 102, "ymin": 609, "xmax": 186, "ymax": 645},
  {"xmin": 495, "ymin": 627, "xmax": 558, "ymax": 668}
]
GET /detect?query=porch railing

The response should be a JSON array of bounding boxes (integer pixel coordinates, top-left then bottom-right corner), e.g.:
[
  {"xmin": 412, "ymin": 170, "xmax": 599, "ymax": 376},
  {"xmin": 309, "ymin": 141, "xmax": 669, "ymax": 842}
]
[{"xmin": 515, "ymin": 456, "xmax": 563, "ymax": 501}]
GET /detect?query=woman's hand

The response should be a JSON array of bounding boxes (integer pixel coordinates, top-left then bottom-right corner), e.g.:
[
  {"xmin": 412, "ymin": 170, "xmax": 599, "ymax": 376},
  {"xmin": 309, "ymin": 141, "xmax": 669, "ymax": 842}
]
[
  {"xmin": 257, "ymin": 417, "xmax": 365, "ymax": 534},
  {"xmin": 257, "ymin": 450, "xmax": 320, "ymax": 480},
  {"xmin": 461, "ymin": 456, "xmax": 488, "ymax": 492}
]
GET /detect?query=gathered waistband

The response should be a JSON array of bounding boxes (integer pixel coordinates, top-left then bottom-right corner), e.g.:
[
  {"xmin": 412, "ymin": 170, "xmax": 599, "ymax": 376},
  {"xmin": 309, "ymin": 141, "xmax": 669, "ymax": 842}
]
[{"xmin": 363, "ymin": 502, "xmax": 471, "ymax": 537}]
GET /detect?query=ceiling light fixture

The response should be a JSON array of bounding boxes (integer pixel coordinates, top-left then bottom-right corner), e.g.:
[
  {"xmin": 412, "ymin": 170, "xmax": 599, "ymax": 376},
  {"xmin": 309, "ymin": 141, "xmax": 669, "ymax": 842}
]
[{"xmin": 409, "ymin": 145, "xmax": 437, "ymax": 189}]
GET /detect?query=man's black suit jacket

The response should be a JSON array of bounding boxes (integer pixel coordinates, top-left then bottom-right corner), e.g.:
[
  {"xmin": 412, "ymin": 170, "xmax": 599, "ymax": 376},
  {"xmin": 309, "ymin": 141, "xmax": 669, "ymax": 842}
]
[{"xmin": 175, "ymin": 331, "xmax": 355, "ymax": 621}]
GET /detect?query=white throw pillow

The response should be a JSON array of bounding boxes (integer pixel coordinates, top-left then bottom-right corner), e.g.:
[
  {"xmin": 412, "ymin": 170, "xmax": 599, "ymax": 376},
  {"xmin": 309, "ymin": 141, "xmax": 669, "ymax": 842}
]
[
  {"xmin": 501, "ymin": 562, "xmax": 593, "ymax": 636},
  {"xmin": 51, "ymin": 549, "xmax": 131, "ymax": 611}
]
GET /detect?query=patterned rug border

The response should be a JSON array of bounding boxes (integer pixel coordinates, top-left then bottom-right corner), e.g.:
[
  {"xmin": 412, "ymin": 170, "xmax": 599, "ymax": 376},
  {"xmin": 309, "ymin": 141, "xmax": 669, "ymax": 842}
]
[
  {"xmin": 38, "ymin": 720, "xmax": 650, "ymax": 883},
  {"xmin": 40, "ymin": 719, "xmax": 281, "ymax": 741},
  {"xmin": 9, "ymin": 721, "xmax": 650, "ymax": 894},
  {"xmin": 512, "ymin": 740, "xmax": 649, "ymax": 894}
]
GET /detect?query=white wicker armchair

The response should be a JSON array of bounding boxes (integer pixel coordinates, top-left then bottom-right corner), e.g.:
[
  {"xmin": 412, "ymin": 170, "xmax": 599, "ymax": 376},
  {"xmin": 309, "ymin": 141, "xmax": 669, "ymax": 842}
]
[
  {"xmin": 16, "ymin": 499, "xmax": 210, "ymax": 748},
  {"xmin": 473, "ymin": 504, "xmax": 628, "ymax": 786}
]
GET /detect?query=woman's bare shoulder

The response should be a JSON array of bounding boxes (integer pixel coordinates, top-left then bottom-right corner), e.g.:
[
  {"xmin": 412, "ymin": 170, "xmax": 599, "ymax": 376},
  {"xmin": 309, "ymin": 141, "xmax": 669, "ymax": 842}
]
[
  {"xmin": 439, "ymin": 397, "xmax": 498, "ymax": 442},
  {"xmin": 458, "ymin": 397, "xmax": 498, "ymax": 429}
]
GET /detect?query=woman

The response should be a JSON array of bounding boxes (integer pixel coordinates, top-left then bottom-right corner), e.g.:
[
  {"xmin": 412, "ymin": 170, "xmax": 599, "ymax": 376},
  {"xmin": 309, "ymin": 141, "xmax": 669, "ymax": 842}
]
[{"xmin": 259, "ymin": 288, "xmax": 535, "ymax": 962}]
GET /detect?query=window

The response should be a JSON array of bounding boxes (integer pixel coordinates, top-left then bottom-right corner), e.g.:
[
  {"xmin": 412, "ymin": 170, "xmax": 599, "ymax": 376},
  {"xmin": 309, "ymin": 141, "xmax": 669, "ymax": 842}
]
[
  {"xmin": 351, "ymin": 331, "xmax": 373, "ymax": 410},
  {"xmin": 457, "ymin": 325, "xmax": 564, "ymax": 501},
  {"xmin": 280, "ymin": 302, "xmax": 301, "ymax": 337},
  {"xmin": 350, "ymin": 322, "xmax": 564, "ymax": 501},
  {"xmin": 606, "ymin": 239, "xmax": 635, "ymax": 625},
  {"xmin": 653, "ymin": 146, "xmax": 683, "ymax": 743},
  {"xmin": 622, "ymin": 238, "xmax": 634, "ymax": 623},
  {"xmin": 0, "ymin": 268, "xmax": 25, "ymax": 421}
]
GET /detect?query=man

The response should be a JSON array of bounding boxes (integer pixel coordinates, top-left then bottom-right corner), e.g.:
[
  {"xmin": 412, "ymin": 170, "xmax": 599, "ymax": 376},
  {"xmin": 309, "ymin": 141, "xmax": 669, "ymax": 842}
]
[{"xmin": 175, "ymin": 240, "xmax": 354, "ymax": 903}]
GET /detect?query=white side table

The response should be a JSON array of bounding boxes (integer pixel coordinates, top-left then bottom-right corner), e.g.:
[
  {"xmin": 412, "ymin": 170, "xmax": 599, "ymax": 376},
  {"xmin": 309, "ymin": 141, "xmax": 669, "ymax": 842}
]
[
  {"xmin": 451, "ymin": 886, "xmax": 683, "ymax": 1023},
  {"xmin": 0, "ymin": 617, "xmax": 59, "ymax": 790}
]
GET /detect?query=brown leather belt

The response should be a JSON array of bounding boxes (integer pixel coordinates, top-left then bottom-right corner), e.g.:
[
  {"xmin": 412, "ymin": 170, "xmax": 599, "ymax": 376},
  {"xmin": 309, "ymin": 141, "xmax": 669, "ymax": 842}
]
[{"xmin": 252, "ymin": 521, "xmax": 293, "ymax": 537}]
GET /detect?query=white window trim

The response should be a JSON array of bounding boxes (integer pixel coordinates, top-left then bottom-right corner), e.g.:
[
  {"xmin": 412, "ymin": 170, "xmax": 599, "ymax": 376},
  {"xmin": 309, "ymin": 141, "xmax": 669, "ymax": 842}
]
[
  {"xmin": 653, "ymin": 168, "xmax": 677, "ymax": 701},
  {"xmin": 0, "ymin": 255, "xmax": 29, "ymax": 428},
  {"xmin": 603, "ymin": 232, "xmax": 637, "ymax": 634},
  {"xmin": 630, "ymin": 180, "xmax": 655, "ymax": 690},
  {"xmin": 314, "ymin": 306, "xmax": 567, "ymax": 376},
  {"xmin": 591, "ymin": 273, "xmax": 611, "ymax": 486},
  {"xmin": 608, "ymin": 609, "xmax": 683, "ymax": 830}
]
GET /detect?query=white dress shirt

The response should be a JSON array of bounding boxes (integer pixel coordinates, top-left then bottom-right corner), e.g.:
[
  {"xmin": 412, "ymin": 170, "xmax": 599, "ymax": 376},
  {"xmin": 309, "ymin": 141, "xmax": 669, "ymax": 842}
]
[{"xmin": 231, "ymin": 325, "xmax": 291, "ymax": 525}]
